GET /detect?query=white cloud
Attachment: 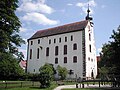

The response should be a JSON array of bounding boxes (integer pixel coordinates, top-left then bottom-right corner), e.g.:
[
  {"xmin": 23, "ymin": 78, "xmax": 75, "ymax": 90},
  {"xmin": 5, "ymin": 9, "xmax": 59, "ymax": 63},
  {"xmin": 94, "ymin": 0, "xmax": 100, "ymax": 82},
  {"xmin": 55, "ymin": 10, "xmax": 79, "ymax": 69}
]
[
  {"xmin": 20, "ymin": 27, "xmax": 27, "ymax": 32},
  {"xmin": 67, "ymin": 3, "xmax": 73, "ymax": 6},
  {"xmin": 18, "ymin": 0, "xmax": 54, "ymax": 14},
  {"xmin": 22, "ymin": 12, "xmax": 59, "ymax": 25},
  {"xmin": 76, "ymin": 0, "xmax": 96, "ymax": 14}
]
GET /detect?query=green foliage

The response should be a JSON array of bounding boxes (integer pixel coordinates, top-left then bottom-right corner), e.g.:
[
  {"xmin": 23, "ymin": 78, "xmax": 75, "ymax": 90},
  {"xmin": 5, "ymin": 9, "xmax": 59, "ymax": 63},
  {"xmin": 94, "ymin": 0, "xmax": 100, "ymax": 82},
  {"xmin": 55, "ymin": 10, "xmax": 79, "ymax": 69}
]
[
  {"xmin": 57, "ymin": 65, "xmax": 68, "ymax": 80},
  {"xmin": 0, "ymin": 52, "xmax": 24, "ymax": 80},
  {"xmin": 39, "ymin": 63, "xmax": 54, "ymax": 88},
  {"xmin": 99, "ymin": 25, "xmax": 120, "ymax": 75},
  {"xmin": 0, "ymin": 0, "xmax": 25, "ymax": 53}
]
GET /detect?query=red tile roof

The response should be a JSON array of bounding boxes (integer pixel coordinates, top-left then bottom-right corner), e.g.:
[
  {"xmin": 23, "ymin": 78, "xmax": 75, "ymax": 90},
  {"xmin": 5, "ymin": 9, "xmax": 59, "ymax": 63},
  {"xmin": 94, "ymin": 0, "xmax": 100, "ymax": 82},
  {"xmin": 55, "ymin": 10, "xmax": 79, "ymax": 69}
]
[
  {"xmin": 19, "ymin": 60, "xmax": 27, "ymax": 69},
  {"xmin": 29, "ymin": 20, "xmax": 88, "ymax": 40}
]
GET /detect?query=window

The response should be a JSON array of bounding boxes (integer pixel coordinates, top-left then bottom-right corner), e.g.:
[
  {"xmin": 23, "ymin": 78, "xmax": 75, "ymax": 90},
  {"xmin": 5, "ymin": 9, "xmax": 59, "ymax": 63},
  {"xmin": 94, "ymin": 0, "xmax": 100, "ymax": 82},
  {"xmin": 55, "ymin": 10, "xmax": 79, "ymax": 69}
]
[
  {"xmin": 46, "ymin": 47, "xmax": 49, "ymax": 56},
  {"xmin": 64, "ymin": 57, "xmax": 67, "ymax": 63},
  {"xmin": 37, "ymin": 48, "xmax": 39, "ymax": 59},
  {"xmin": 88, "ymin": 57, "xmax": 90, "ymax": 61},
  {"xmin": 65, "ymin": 37, "xmax": 67, "ymax": 42},
  {"xmin": 49, "ymin": 39, "xmax": 51, "ymax": 44},
  {"xmin": 73, "ymin": 43, "xmax": 77, "ymax": 50},
  {"xmin": 33, "ymin": 69, "xmax": 35, "ymax": 72},
  {"xmin": 59, "ymin": 38, "xmax": 61, "ymax": 43},
  {"xmin": 55, "ymin": 46, "xmax": 58, "ymax": 56},
  {"xmin": 38, "ymin": 39, "xmax": 40, "ymax": 44},
  {"xmin": 30, "ymin": 49, "xmax": 32, "ymax": 59},
  {"xmin": 91, "ymin": 59, "xmax": 93, "ymax": 62},
  {"xmin": 89, "ymin": 44, "xmax": 91, "ymax": 52},
  {"xmin": 71, "ymin": 35, "xmax": 73, "ymax": 41},
  {"xmin": 55, "ymin": 58, "xmax": 58, "ymax": 64},
  {"xmin": 31, "ymin": 41, "xmax": 33, "ymax": 45},
  {"xmin": 54, "ymin": 39, "xmax": 56, "ymax": 43},
  {"xmin": 89, "ymin": 33, "xmax": 91, "ymax": 41},
  {"xmin": 73, "ymin": 56, "xmax": 77, "ymax": 63},
  {"xmin": 64, "ymin": 45, "xmax": 67, "ymax": 55}
]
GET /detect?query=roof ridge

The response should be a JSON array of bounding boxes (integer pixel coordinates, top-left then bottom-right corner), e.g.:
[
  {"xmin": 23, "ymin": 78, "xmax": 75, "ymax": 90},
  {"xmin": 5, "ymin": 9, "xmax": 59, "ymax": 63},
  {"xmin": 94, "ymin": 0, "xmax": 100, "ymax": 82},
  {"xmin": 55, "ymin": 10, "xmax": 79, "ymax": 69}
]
[{"xmin": 28, "ymin": 20, "xmax": 88, "ymax": 40}]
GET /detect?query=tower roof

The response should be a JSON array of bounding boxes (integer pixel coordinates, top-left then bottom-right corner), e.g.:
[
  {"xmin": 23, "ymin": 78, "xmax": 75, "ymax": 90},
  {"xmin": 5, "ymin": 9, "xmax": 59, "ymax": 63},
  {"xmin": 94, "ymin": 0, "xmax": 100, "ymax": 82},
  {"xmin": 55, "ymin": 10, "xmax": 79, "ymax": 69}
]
[
  {"xmin": 28, "ymin": 20, "xmax": 88, "ymax": 40},
  {"xmin": 85, "ymin": 3, "xmax": 93, "ymax": 20}
]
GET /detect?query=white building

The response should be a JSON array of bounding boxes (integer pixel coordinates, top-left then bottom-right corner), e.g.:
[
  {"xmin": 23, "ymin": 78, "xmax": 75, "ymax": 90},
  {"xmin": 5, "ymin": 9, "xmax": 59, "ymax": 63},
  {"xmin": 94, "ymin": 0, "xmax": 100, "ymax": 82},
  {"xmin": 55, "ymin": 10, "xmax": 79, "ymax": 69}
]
[{"xmin": 27, "ymin": 10, "xmax": 97, "ymax": 79}]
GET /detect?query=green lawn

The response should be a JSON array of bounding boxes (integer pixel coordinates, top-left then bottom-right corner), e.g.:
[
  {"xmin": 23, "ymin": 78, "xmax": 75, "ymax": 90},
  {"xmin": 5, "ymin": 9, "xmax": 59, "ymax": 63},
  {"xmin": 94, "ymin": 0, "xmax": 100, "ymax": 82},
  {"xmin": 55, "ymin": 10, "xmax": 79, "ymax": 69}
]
[{"xmin": 0, "ymin": 81, "xmax": 57, "ymax": 90}]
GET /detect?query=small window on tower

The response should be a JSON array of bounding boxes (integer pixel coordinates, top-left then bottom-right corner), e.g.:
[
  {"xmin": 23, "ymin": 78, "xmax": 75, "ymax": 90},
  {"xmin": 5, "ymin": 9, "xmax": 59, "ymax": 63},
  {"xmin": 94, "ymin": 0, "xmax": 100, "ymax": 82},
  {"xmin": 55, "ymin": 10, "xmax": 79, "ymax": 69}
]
[
  {"xmin": 89, "ymin": 33, "xmax": 91, "ymax": 41},
  {"xmin": 89, "ymin": 44, "xmax": 91, "ymax": 52}
]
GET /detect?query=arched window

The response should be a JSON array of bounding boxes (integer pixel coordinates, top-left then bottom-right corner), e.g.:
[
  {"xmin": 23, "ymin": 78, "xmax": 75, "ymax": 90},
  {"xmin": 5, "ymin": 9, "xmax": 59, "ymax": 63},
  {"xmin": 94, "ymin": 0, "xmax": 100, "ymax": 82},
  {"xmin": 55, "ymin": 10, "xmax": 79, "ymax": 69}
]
[
  {"xmin": 73, "ymin": 43, "xmax": 77, "ymax": 50},
  {"xmin": 64, "ymin": 57, "xmax": 67, "ymax": 63},
  {"xmin": 89, "ymin": 33, "xmax": 91, "ymax": 41},
  {"xmin": 89, "ymin": 44, "xmax": 91, "ymax": 52},
  {"xmin": 55, "ymin": 58, "xmax": 58, "ymax": 64},
  {"xmin": 46, "ymin": 47, "xmax": 49, "ymax": 56},
  {"xmin": 38, "ymin": 39, "xmax": 40, "ymax": 44},
  {"xmin": 64, "ymin": 45, "xmax": 67, "ymax": 55},
  {"xmin": 30, "ymin": 49, "xmax": 32, "ymax": 59},
  {"xmin": 73, "ymin": 56, "xmax": 77, "ymax": 63},
  {"xmin": 71, "ymin": 35, "xmax": 73, "ymax": 41},
  {"xmin": 55, "ymin": 46, "xmax": 58, "ymax": 56},
  {"xmin": 37, "ymin": 48, "xmax": 39, "ymax": 59},
  {"xmin": 65, "ymin": 37, "xmax": 67, "ymax": 42}
]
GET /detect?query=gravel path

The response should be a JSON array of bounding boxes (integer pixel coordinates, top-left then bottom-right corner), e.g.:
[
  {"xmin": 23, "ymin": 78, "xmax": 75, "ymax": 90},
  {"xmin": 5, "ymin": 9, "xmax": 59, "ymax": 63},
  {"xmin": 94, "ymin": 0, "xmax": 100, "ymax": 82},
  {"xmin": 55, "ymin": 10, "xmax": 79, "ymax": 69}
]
[{"xmin": 53, "ymin": 84, "xmax": 111, "ymax": 90}]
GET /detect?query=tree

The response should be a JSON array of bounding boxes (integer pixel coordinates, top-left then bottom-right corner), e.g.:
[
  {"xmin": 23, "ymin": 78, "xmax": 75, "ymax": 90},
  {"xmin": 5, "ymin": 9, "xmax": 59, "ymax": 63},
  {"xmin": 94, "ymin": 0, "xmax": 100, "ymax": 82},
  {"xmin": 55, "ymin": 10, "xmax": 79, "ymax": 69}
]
[
  {"xmin": 99, "ymin": 25, "xmax": 120, "ymax": 75},
  {"xmin": 0, "ymin": 52, "xmax": 24, "ymax": 80},
  {"xmin": 57, "ymin": 65, "xmax": 68, "ymax": 80},
  {"xmin": 0, "ymin": 0, "xmax": 25, "ymax": 53},
  {"xmin": 39, "ymin": 63, "xmax": 54, "ymax": 88}
]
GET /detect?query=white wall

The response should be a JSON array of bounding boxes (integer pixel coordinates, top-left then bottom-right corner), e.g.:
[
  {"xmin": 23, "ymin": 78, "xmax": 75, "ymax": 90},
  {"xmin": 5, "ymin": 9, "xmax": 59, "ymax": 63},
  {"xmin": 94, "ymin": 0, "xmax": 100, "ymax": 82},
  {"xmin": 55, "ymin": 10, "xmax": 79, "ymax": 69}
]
[
  {"xmin": 84, "ymin": 21, "xmax": 97, "ymax": 78},
  {"xmin": 27, "ymin": 31, "xmax": 84, "ymax": 78}
]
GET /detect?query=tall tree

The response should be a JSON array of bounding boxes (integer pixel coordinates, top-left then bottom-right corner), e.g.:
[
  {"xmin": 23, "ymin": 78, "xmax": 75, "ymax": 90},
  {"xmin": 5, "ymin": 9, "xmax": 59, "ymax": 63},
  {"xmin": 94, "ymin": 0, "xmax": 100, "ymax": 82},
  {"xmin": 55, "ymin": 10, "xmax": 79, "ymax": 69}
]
[
  {"xmin": 0, "ymin": 0, "xmax": 25, "ymax": 53},
  {"xmin": 99, "ymin": 25, "xmax": 120, "ymax": 75},
  {"xmin": 0, "ymin": 52, "xmax": 24, "ymax": 80}
]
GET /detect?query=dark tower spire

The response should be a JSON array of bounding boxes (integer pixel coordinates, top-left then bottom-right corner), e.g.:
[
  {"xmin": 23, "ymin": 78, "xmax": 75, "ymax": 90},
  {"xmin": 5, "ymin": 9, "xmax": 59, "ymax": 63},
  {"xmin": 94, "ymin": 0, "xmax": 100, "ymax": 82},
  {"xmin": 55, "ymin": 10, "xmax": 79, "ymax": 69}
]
[{"xmin": 85, "ymin": 1, "xmax": 93, "ymax": 20}]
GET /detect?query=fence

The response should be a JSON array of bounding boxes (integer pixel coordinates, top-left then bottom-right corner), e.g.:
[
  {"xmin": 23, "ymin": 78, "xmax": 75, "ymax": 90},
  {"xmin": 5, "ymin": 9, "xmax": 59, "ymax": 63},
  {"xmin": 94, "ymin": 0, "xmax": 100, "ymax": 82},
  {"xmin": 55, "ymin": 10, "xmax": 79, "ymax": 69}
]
[{"xmin": 0, "ymin": 81, "xmax": 40, "ymax": 89}]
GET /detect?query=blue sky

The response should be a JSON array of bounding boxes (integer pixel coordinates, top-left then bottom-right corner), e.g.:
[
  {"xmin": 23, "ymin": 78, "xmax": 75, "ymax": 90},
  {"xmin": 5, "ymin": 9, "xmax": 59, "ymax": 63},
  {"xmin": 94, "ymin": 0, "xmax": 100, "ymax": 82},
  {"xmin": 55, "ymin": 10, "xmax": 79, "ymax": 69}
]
[{"xmin": 16, "ymin": 0, "xmax": 120, "ymax": 59}]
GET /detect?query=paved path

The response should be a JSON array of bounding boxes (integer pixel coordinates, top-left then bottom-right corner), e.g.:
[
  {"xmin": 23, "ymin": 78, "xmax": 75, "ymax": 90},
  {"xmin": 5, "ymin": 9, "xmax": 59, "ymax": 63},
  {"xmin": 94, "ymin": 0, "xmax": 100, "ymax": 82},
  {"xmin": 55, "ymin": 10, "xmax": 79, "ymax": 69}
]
[{"xmin": 54, "ymin": 84, "xmax": 111, "ymax": 90}]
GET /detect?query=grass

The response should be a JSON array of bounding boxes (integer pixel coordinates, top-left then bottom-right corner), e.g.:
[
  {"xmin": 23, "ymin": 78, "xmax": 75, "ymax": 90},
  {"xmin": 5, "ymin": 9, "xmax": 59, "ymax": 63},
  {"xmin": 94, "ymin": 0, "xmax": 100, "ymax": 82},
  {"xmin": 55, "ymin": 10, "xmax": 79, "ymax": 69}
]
[{"xmin": 0, "ymin": 81, "xmax": 57, "ymax": 90}]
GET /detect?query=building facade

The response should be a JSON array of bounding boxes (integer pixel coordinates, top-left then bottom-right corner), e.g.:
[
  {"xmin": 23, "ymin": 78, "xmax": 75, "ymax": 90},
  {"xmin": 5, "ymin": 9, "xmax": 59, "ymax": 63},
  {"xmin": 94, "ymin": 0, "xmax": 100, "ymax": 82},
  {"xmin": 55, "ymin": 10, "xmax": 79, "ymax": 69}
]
[
  {"xmin": 27, "ymin": 20, "xmax": 97, "ymax": 79},
  {"xmin": 27, "ymin": 10, "xmax": 97, "ymax": 79}
]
